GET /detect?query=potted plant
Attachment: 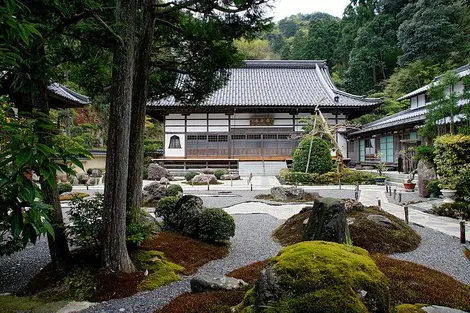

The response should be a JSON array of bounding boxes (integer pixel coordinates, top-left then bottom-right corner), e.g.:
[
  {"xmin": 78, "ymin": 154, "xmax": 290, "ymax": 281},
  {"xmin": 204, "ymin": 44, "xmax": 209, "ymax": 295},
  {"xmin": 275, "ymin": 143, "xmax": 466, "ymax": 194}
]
[
  {"xmin": 403, "ymin": 169, "xmax": 417, "ymax": 192},
  {"xmin": 440, "ymin": 179, "xmax": 457, "ymax": 204},
  {"xmin": 375, "ymin": 151, "xmax": 387, "ymax": 185}
]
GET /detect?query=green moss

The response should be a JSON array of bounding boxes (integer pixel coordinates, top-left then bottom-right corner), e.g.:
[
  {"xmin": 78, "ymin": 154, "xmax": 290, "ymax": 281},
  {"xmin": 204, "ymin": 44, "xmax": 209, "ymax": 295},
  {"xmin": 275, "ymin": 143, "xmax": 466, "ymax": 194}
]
[
  {"xmin": 237, "ymin": 241, "xmax": 390, "ymax": 313},
  {"xmin": 0, "ymin": 295, "xmax": 69, "ymax": 313},
  {"xmin": 132, "ymin": 250, "xmax": 184, "ymax": 291},
  {"xmin": 394, "ymin": 304, "xmax": 425, "ymax": 313},
  {"xmin": 234, "ymin": 287, "xmax": 256, "ymax": 311}
]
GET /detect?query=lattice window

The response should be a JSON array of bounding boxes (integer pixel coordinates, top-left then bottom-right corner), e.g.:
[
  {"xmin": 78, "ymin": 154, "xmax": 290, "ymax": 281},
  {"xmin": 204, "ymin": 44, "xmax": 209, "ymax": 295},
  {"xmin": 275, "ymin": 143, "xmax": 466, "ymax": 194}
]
[
  {"xmin": 218, "ymin": 135, "xmax": 228, "ymax": 142},
  {"xmin": 208, "ymin": 135, "xmax": 218, "ymax": 142},
  {"xmin": 187, "ymin": 135, "xmax": 197, "ymax": 141},
  {"xmin": 197, "ymin": 135, "xmax": 207, "ymax": 141},
  {"xmin": 263, "ymin": 134, "xmax": 277, "ymax": 140},
  {"xmin": 247, "ymin": 134, "xmax": 261, "ymax": 140},
  {"xmin": 232, "ymin": 135, "xmax": 246, "ymax": 140},
  {"xmin": 278, "ymin": 134, "xmax": 290, "ymax": 140}
]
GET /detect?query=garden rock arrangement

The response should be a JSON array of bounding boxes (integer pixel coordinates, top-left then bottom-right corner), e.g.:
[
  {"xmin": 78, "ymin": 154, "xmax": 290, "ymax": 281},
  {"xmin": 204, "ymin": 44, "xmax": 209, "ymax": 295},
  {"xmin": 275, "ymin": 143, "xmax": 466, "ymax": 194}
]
[
  {"xmin": 304, "ymin": 198, "xmax": 350, "ymax": 244},
  {"xmin": 142, "ymin": 182, "xmax": 167, "ymax": 204},
  {"xmin": 238, "ymin": 241, "xmax": 390, "ymax": 313},
  {"xmin": 191, "ymin": 174, "xmax": 218, "ymax": 184},
  {"xmin": 367, "ymin": 214, "xmax": 393, "ymax": 229},
  {"xmin": 190, "ymin": 275, "xmax": 247, "ymax": 293},
  {"xmin": 148, "ymin": 163, "xmax": 173, "ymax": 181},
  {"xmin": 269, "ymin": 186, "xmax": 319, "ymax": 202},
  {"xmin": 220, "ymin": 174, "xmax": 240, "ymax": 180}
]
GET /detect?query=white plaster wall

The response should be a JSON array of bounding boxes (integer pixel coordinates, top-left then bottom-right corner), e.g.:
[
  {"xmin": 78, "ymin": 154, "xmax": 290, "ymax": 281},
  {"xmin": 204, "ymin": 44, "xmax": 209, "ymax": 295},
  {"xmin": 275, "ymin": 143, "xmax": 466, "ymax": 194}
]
[
  {"xmin": 337, "ymin": 133, "xmax": 348, "ymax": 158},
  {"xmin": 187, "ymin": 119, "xmax": 207, "ymax": 126},
  {"xmin": 165, "ymin": 133, "xmax": 185, "ymax": 157},
  {"xmin": 166, "ymin": 126, "xmax": 185, "ymax": 133},
  {"xmin": 167, "ymin": 113, "xmax": 185, "ymax": 120},
  {"xmin": 209, "ymin": 126, "xmax": 229, "ymax": 132},
  {"xmin": 186, "ymin": 126, "xmax": 207, "ymax": 132},
  {"xmin": 187, "ymin": 113, "xmax": 207, "ymax": 120}
]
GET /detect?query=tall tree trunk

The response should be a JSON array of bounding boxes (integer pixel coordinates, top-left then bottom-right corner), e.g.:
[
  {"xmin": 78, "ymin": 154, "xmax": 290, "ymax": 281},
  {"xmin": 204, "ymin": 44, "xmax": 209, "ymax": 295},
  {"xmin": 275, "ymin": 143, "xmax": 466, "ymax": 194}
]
[
  {"xmin": 127, "ymin": 0, "xmax": 155, "ymax": 211},
  {"xmin": 29, "ymin": 73, "xmax": 72, "ymax": 271},
  {"xmin": 102, "ymin": 0, "xmax": 137, "ymax": 273}
]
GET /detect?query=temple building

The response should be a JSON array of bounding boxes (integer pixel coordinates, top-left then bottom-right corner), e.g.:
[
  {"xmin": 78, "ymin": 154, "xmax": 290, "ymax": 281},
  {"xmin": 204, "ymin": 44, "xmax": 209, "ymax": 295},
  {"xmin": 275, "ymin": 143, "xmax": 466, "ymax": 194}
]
[{"xmin": 147, "ymin": 60, "xmax": 381, "ymax": 172}]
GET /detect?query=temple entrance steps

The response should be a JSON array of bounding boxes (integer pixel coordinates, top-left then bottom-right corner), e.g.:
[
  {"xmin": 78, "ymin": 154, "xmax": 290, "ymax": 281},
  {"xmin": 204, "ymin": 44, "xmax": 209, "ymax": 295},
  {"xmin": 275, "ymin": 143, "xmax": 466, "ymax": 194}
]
[{"xmin": 239, "ymin": 161, "xmax": 287, "ymax": 176}]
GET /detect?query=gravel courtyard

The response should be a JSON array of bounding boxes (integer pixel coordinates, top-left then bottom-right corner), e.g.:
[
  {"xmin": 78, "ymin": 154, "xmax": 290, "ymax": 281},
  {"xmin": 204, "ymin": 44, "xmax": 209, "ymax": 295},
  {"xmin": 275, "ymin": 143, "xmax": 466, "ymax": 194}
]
[{"xmin": 0, "ymin": 189, "xmax": 469, "ymax": 313}]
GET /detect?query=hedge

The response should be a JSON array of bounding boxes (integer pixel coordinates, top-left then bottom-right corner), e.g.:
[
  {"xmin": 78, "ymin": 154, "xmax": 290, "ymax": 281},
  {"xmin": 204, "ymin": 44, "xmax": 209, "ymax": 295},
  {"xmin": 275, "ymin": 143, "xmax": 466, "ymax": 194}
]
[{"xmin": 283, "ymin": 169, "xmax": 376, "ymax": 185}]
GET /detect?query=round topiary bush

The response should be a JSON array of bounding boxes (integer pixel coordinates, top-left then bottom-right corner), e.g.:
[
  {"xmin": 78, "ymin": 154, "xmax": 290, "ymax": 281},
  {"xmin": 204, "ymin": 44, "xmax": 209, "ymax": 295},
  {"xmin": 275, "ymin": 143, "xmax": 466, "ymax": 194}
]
[
  {"xmin": 238, "ymin": 241, "xmax": 390, "ymax": 313},
  {"xmin": 155, "ymin": 196, "xmax": 179, "ymax": 221},
  {"xmin": 198, "ymin": 208, "xmax": 235, "ymax": 243},
  {"xmin": 166, "ymin": 184, "xmax": 183, "ymax": 197},
  {"xmin": 185, "ymin": 172, "xmax": 199, "ymax": 182},
  {"xmin": 57, "ymin": 182, "xmax": 73, "ymax": 194},
  {"xmin": 214, "ymin": 169, "xmax": 227, "ymax": 180},
  {"xmin": 292, "ymin": 137, "xmax": 332, "ymax": 174}
]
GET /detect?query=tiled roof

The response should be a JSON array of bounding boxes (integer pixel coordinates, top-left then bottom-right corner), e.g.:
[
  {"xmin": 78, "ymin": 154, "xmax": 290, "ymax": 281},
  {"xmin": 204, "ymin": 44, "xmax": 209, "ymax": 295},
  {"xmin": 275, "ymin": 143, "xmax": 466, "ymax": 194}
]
[
  {"xmin": 149, "ymin": 60, "xmax": 382, "ymax": 108},
  {"xmin": 48, "ymin": 83, "xmax": 90, "ymax": 106},
  {"xmin": 398, "ymin": 64, "xmax": 470, "ymax": 101},
  {"xmin": 350, "ymin": 106, "xmax": 428, "ymax": 135}
]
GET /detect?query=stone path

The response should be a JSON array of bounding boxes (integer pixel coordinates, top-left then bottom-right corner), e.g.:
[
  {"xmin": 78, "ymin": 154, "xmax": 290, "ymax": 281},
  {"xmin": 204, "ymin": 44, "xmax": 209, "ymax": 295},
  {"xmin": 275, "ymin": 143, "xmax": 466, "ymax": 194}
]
[{"xmin": 359, "ymin": 186, "xmax": 469, "ymax": 240}]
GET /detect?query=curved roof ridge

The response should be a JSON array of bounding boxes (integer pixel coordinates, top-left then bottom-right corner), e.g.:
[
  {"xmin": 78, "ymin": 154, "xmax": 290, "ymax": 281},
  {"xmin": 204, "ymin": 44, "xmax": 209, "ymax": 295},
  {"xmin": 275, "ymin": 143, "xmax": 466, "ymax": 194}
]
[{"xmin": 244, "ymin": 60, "xmax": 327, "ymax": 69}]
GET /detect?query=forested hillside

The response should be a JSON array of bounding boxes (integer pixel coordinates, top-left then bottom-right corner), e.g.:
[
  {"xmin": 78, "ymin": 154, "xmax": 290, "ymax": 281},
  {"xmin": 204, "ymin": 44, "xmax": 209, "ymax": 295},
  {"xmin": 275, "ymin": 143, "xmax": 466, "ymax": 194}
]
[{"xmin": 238, "ymin": 0, "xmax": 470, "ymax": 124}]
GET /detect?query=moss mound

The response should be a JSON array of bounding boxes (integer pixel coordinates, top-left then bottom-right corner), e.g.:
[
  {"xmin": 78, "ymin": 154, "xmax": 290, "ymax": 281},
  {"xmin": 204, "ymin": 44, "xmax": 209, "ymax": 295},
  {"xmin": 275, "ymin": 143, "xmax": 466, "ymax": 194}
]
[
  {"xmin": 273, "ymin": 205, "xmax": 421, "ymax": 254},
  {"xmin": 0, "ymin": 295, "xmax": 69, "ymax": 313},
  {"xmin": 373, "ymin": 254, "xmax": 470, "ymax": 311},
  {"xmin": 131, "ymin": 250, "xmax": 184, "ymax": 291},
  {"xmin": 238, "ymin": 241, "xmax": 390, "ymax": 313}
]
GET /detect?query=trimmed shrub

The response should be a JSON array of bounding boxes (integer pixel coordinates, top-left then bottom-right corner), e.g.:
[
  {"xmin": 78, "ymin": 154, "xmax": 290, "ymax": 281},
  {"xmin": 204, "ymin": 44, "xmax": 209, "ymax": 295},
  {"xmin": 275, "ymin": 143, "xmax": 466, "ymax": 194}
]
[
  {"xmin": 184, "ymin": 172, "xmax": 199, "ymax": 182},
  {"xmin": 155, "ymin": 196, "xmax": 179, "ymax": 221},
  {"xmin": 57, "ymin": 182, "xmax": 73, "ymax": 194},
  {"xmin": 430, "ymin": 201, "xmax": 470, "ymax": 220},
  {"xmin": 426, "ymin": 180, "xmax": 441, "ymax": 197},
  {"xmin": 279, "ymin": 168, "xmax": 290, "ymax": 179},
  {"xmin": 126, "ymin": 207, "xmax": 154, "ymax": 247},
  {"xmin": 284, "ymin": 172, "xmax": 319, "ymax": 185},
  {"xmin": 214, "ymin": 169, "xmax": 227, "ymax": 180},
  {"xmin": 166, "ymin": 184, "xmax": 183, "ymax": 197},
  {"xmin": 434, "ymin": 134, "xmax": 470, "ymax": 192},
  {"xmin": 414, "ymin": 145, "xmax": 435, "ymax": 163},
  {"xmin": 198, "ymin": 208, "xmax": 235, "ymax": 243},
  {"xmin": 142, "ymin": 167, "xmax": 149, "ymax": 180},
  {"xmin": 292, "ymin": 137, "xmax": 332, "ymax": 174}
]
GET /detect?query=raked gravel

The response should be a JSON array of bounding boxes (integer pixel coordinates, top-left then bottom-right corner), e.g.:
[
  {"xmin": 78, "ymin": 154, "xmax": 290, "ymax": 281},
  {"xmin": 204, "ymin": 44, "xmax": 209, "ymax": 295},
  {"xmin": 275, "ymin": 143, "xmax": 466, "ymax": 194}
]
[
  {"xmin": 188, "ymin": 189, "xmax": 359, "ymax": 209},
  {"xmin": 81, "ymin": 214, "xmax": 283, "ymax": 313},
  {"xmin": 392, "ymin": 225, "xmax": 470, "ymax": 286}
]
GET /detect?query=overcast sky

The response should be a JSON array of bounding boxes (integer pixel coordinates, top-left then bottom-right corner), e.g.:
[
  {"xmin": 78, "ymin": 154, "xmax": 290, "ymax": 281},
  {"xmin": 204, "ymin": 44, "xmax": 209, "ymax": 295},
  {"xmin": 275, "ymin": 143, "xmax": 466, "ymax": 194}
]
[{"xmin": 271, "ymin": 0, "xmax": 350, "ymax": 20}]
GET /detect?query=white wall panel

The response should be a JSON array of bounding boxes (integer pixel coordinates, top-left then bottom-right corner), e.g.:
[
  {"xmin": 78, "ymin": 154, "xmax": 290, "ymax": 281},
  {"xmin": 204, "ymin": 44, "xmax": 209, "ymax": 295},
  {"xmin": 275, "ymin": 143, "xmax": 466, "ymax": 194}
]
[
  {"xmin": 209, "ymin": 113, "xmax": 227, "ymax": 119},
  {"xmin": 165, "ymin": 126, "xmax": 185, "ymax": 133},
  {"xmin": 165, "ymin": 119, "xmax": 185, "ymax": 126},
  {"xmin": 209, "ymin": 126, "xmax": 229, "ymax": 132},
  {"xmin": 167, "ymin": 114, "xmax": 185, "ymax": 120},
  {"xmin": 418, "ymin": 94, "xmax": 426, "ymax": 107},
  {"xmin": 186, "ymin": 126, "xmax": 207, "ymax": 132},
  {"xmin": 209, "ymin": 119, "xmax": 229, "ymax": 126},
  {"xmin": 187, "ymin": 114, "xmax": 207, "ymax": 120},
  {"xmin": 165, "ymin": 134, "xmax": 185, "ymax": 157},
  {"xmin": 187, "ymin": 119, "xmax": 207, "ymax": 126}
]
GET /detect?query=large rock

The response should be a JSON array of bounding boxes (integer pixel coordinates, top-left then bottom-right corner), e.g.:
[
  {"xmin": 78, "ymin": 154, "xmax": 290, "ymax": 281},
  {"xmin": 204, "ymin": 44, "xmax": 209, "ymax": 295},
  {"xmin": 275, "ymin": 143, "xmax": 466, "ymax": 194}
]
[
  {"xmin": 191, "ymin": 174, "xmax": 218, "ymax": 184},
  {"xmin": 167, "ymin": 195, "xmax": 204, "ymax": 236},
  {"xmin": 240, "ymin": 241, "xmax": 390, "ymax": 313},
  {"xmin": 148, "ymin": 163, "xmax": 173, "ymax": 181},
  {"xmin": 270, "ymin": 186, "xmax": 306, "ymax": 201},
  {"xmin": 201, "ymin": 168, "xmax": 216, "ymax": 175},
  {"xmin": 190, "ymin": 275, "xmax": 247, "ymax": 293},
  {"xmin": 220, "ymin": 174, "xmax": 240, "ymax": 180},
  {"xmin": 142, "ymin": 182, "xmax": 167, "ymax": 204},
  {"xmin": 344, "ymin": 199, "xmax": 365, "ymax": 213},
  {"xmin": 367, "ymin": 214, "xmax": 394, "ymax": 229},
  {"xmin": 303, "ymin": 198, "xmax": 350, "ymax": 244},
  {"xmin": 417, "ymin": 159, "xmax": 437, "ymax": 198}
]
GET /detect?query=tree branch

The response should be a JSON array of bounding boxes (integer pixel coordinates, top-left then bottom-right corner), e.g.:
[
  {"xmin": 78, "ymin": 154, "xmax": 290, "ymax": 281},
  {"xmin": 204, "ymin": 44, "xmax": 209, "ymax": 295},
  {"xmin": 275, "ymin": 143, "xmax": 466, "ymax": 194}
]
[
  {"xmin": 154, "ymin": 18, "xmax": 185, "ymax": 33},
  {"xmin": 154, "ymin": 0, "xmax": 198, "ymax": 16},
  {"xmin": 91, "ymin": 12, "xmax": 125, "ymax": 46}
]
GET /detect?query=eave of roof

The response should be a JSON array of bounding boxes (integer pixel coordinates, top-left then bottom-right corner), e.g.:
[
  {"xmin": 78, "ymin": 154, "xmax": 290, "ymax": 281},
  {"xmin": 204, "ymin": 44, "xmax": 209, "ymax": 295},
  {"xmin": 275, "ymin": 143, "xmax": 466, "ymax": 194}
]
[
  {"xmin": 349, "ymin": 106, "xmax": 428, "ymax": 136},
  {"xmin": 148, "ymin": 60, "xmax": 382, "ymax": 109},
  {"xmin": 397, "ymin": 64, "xmax": 470, "ymax": 101},
  {"xmin": 48, "ymin": 83, "xmax": 90, "ymax": 108}
]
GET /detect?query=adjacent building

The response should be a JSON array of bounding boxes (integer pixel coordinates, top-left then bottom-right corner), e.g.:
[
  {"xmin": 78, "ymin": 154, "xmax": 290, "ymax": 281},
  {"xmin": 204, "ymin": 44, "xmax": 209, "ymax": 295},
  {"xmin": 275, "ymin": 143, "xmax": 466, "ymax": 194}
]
[
  {"xmin": 347, "ymin": 64, "xmax": 470, "ymax": 171},
  {"xmin": 147, "ymin": 60, "xmax": 381, "ymax": 167}
]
